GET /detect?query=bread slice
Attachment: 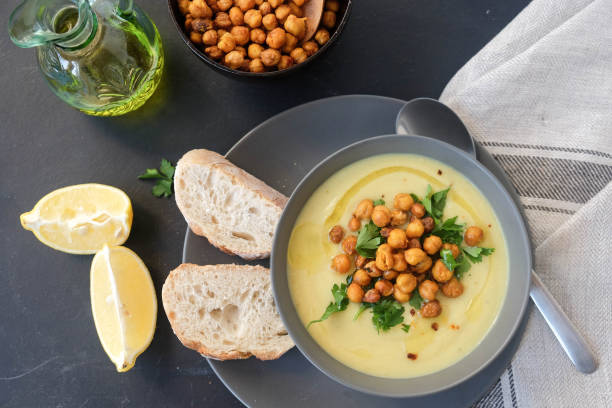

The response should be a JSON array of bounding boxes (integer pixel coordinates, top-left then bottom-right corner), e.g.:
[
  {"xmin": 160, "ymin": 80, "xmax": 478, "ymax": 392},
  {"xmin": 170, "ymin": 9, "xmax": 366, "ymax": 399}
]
[
  {"xmin": 162, "ymin": 263, "xmax": 294, "ymax": 360},
  {"xmin": 174, "ymin": 149, "xmax": 287, "ymax": 260}
]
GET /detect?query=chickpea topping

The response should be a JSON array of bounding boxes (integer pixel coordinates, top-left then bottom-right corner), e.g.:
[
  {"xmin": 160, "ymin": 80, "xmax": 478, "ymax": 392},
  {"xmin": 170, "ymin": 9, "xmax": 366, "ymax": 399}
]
[
  {"xmin": 390, "ymin": 209, "xmax": 408, "ymax": 226},
  {"xmin": 375, "ymin": 279, "xmax": 394, "ymax": 297},
  {"xmin": 240, "ymin": 58, "xmax": 251, "ymax": 71},
  {"xmin": 231, "ymin": 26, "xmax": 250, "ymax": 45},
  {"xmin": 322, "ymin": 10, "xmax": 336, "ymax": 28},
  {"xmin": 341, "ymin": 235, "xmax": 357, "ymax": 255},
  {"xmin": 275, "ymin": 4, "xmax": 291, "ymax": 23},
  {"xmin": 290, "ymin": 47, "xmax": 308, "ymax": 63},
  {"xmin": 383, "ymin": 269, "xmax": 399, "ymax": 280},
  {"xmin": 328, "ymin": 225, "xmax": 344, "ymax": 244},
  {"xmin": 404, "ymin": 248, "xmax": 427, "ymax": 266},
  {"xmin": 250, "ymin": 28, "xmax": 266, "ymax": 44},
  {"xmin": 235, "ymin": 45, "xmax": 247, "ymax": 56},
  {"xmin": 364, "ymin": 261, "xmax": 382, "ymax": 278},
  {"xmin": 204, "ymin": 45, "xmax": 223, "ymax": 59},
  {"xmin": 224, "ymin": 50, "xmax": 244, "ymax": 69},
  {"xmin": 363, "ymin": 288, "xmax": 381, "ymax": 303},
  {"xmin": 423, "ymin": 235, "xmax": 442, "ymax": 255},
  {"xmin": 266, "ymin": 27, "xmax": 286, "ymax": 49},
  {"xmin": 354, "ymin": 199, "xmax": 374, "ymax": 220},
  {"xmin": 441, "ymin": 277, "xmax": 464, "ymax": 298},
  {"xmin": 393, "ymin": 285, "xmax": 411, "ymax": 303},
  {"xmin": 352, "ymin": 269, "xmax": 371, "ymax": 286},
  {"xmin": 214, "ymin": 12, "xmax": 232, "ymax": 28},
  {"xmin": 380, "ymin": 227, "xmax": 392, "ymax": 238},
  {"xmin": 412, "ymin": 256, "xmax": 432, "ymax": 274},
  {"xmin": 217, "ymin": 0, "xmax": 233, "ymax": 11},
  {"xmin": 419, "ymin": 280, "xmax": 439, "ymax": 301},
  {"xmin": 347, "ymin": 283, "xmax": 364, "ymax": 303},
  {"xmin": 386, "ymin": 229, "xmax": 406, "ymax": 249},
  {"xmin": 443, "ymin": 243, "xmax": 460, "ymax": 258},
  {"xmin": 202, "ymin": 29, "xmax": 218, "ymax": 45},
  {"xmin": 464, "ymin": 226, "xmax": 484, "ymax": 246},
  {"xmin": 371, "ymin": 205, "xmax": 391, "ymax": 227},
  {"xmin": 236, "ymin": 0, "xmax": 256, "ymax": 12},
  {"xmin": 259, "ymin": 1, "xmax": 272, "ymax": 15},
  {"xmin": 325, "ymin": 0, "xmax": 340, "ymax": 12},
  {"xmin": 432, "ymin": 259, "xmax": 453, "ymax": 283},
  {"xmin": 249, "ymin": 57, "xmax": 265, "ymax": 72},
  {"xmin": 346, "ymin": 216, "xmax": 361, "ymax": 232},
  {"xmin": 268, "ymin": 0, "xmax": 283, "ymax": 7},
  {"xmin": 229, "ymin": 6, "xmax": 244, "ymax": 25},
  {"xmin": 314, "ymin": 28, "xmax": 330, "ymax": 45},
  {"xmin": 421, "ymin": 299, "xmax": 442, "ymax": 318},
  {"xmin": 192, "ymin": 17, "xmax": 214, "ymax": 32},
  {"xmin": 284, "ymin": 15, "xmax": 306, "ymax": 39},
  {"xmin": 421, "ymin": 216, "xmax": 435, "ymax": 233},
  {"xmin": 396, "ymin": 273, "xmax": 417, "ymax": 294},
  {"xmin": 282, "ymin": 33, "xmax": 298, "ymax": 53},
  {"xmin": 217, "ymin": 28, "xmax": 229, "ymax": 38},
  {"xmin": 407, "ymin": 238, "xmax": 421, "ymax": 249},
  {"xmin": 260, "ymin": 48, "xmax": 281, "ymax": 66},
  {"xmin": 178, "ymin": 0, "xmax": 190, "ymax": 15},
  {"xmin": 375, "ymin": 244, "xmax": 394, "ymax": 271},
  {"xmin": 331, "ymin": 253, "xmax": 351, "ymax": 274},
  {"xmin": 190, "ymin": 31, "xmax": 203, "ymax": 44},
  {"xmin": 244, "ymin": 9, "xmax": 263, "ymax": 27},
  {"xmin": 406, "ymin": 219, "xmax": 425, "ymax": 238},
  {"xmin": 262, "ymin": 13, "xmax": 278, "ymax": 30},
  {"xmin": 355, "ymin": 255, "xmax": 368, "ymax": 269},
  {"xmin": 392, "ymin": 253, "xmax": 408, "ymax": 272},
  {"xmin": 288, "ymin": 1, "xmax": 304, "ymax": 16},
  {"xmin": 247, "ymin": 43, "xmax": 264, "ymax": 59},
  {"xmin": 302, "ymin": 40, "xmax": 319, "ymax": 56},
  {"xmin": 218, "ymin": 32, "xmax": 236, "ymax": 52},
  {"xmin": 293, "ymin": 0, "xmax": 305, "ymax": 6},
  {"xmin": 184, "ymin": 16, "xmax": 193, "ymax": 31},
  {"xmin": 189, "ymin": 0, "xmax": 213, "ymax": 18},
  {"xmin": 410, "ymin": 203, "xmax": 426, "ymax": 218}
]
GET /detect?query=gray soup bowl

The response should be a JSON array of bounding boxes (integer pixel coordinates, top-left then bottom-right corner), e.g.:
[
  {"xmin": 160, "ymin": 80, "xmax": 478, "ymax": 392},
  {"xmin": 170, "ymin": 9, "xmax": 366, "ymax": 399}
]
[{"xmin": 270, "ymin": 134, "xmax": 531, "ymax": 398}]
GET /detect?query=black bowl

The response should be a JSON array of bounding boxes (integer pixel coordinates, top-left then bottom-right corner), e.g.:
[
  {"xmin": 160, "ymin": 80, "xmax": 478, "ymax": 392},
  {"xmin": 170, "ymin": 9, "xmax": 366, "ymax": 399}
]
[{"xmin": 167, "ymin": 0, "xmax": 352, "ymax": 78}]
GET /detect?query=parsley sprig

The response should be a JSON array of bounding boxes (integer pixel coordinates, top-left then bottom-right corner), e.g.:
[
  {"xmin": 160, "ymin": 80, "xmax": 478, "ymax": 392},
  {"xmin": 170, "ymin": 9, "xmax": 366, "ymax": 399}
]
[
  {"xmin": 139, "ymin": 159, "xmax": 175, "ymax": 198},
  {"xmin": 371, "ymin": 299, "xmax": 405, "ymax": 332},
  {"xmin": 307, "ymin": 283, "xmax": 349, "ymax": 327},
  {"xmin": 355, "ymin": 220, "xmax": 383, "ymax": 258}
]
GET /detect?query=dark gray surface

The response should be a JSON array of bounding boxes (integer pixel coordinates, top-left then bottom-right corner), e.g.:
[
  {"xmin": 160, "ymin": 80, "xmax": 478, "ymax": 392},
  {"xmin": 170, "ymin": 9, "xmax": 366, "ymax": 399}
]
[{"xmin": 0, "ymin": 1, "xmax": 530, "ymax": 407}]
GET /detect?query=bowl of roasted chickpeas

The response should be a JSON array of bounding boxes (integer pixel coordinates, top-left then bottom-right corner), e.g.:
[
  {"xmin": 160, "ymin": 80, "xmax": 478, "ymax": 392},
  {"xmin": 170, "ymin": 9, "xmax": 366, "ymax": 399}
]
[
  {"xmin": 168, "ymin": 0, "xmax": 352, "ymax": 76},
  {"xmin": 271, "ymin": 134, "xmax": 532, "ymax": 397}
]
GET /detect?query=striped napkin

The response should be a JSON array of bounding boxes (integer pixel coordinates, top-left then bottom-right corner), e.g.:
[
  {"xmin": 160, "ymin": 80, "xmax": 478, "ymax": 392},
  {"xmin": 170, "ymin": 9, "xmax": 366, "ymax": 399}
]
[{"xmin": 439, "ymin": 0, "xmax": 612, "ymax": 406}]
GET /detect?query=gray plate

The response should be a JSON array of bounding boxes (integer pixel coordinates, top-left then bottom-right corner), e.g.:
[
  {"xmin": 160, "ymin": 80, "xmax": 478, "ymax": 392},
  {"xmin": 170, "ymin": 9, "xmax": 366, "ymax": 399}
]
[{"xmin": 183, "ymin": 95, "xmax": 531, "ymax": 407}]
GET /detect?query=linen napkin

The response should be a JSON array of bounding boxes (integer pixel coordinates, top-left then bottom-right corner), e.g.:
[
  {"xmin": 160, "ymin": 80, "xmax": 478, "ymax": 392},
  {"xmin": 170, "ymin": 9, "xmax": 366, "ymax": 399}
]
[{"xmin": 439, "ymin": 0, "xmax": 612, "ymax": 406}]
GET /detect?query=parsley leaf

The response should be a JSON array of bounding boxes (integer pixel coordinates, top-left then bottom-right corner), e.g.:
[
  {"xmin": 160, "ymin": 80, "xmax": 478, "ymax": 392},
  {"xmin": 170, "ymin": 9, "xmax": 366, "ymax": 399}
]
[
  {"xmin": 462, "ymin": 246, "xmax": 495, "ymax": 263},
  {"xmin": 307, "ymin": 284, "xmax": 349, "ymax": 327},
  {"xmin": 371, "ymin": 299, "xmax": 405, "ymax": 332},
  {"xmin": 373, "ymin": 198, "xmax": 385, "ymax": 206},
  {"xmin": 401, "ymin": 324, "xmax": 411, "ymax": 333},
  {"xmin": 355, "ymin": 221, "xmax": 383, "ymax": 258},
  {"xmin": 454, "ymin": 255, "xmax": 471, "ymax": 279},
  {"xmin": 139, "ymin": 159, "xmax": 175, "ymax": 198},
  {"xmin": 410, "ymin": 193, "xmax": 421, "ymax": 204},
  {"xmin": 440, "ymin": 248, "xmax": 459, "ymax": 271},
  {"xmin": 422, "ymin": 185, "xmax": 433, "ymax": 218},
  {"xmin": 431, "ymin": 216, "xmax": 465, "ymax": 245},
  {"xmin": 353, "ymin": 303, "xmax": 370, "ymax": 320},
  {"xmin": 421, "ymin": 185, "xmax": 450, "ymax": 222},
  {"xmin": 409, "ymin": 289, "xmax": 424, "ymax": 310}
]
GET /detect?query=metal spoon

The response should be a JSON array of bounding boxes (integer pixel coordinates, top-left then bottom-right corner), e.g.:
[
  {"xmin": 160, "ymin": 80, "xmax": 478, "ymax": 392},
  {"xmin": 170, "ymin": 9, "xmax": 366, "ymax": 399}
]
[{"xmin": 395, "ymin": 97, "xmax": 598, "ymax": 374}]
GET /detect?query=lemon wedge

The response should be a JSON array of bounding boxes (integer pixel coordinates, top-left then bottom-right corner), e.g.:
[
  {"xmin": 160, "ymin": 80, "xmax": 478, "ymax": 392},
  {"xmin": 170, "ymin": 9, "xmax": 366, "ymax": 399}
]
[
  {"xmin": 20, "ymin": 184, "xmax": 132, "ymax": 254},
  {"xmin": 90, "ymin": 245, "xmax": 157, "ymax": 372}
]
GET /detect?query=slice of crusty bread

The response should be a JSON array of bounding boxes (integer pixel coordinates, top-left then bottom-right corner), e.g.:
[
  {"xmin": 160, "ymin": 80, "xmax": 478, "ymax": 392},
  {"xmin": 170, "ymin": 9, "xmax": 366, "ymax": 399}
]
[
  {"xmin": 174, "ymin": 149, "xmax": 287, "ymax": 260},
  {"xmin": 162, "ymin": 263, "xmax": 294, "ymax": 361}
]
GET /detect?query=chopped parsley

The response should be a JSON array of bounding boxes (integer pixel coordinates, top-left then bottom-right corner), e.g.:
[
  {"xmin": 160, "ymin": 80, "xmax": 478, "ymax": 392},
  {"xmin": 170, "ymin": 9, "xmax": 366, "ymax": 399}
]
[
  {"xmin": 463, "ymin": 246, "xmax": 495, "ymax": 263},
  {"xmin": 401, "ymin": 324, "xmax": 411, "ymax": 333},
  {"xmin": 409, "ymin": 289, "xmax": 424, "ymax": 310},
  {"xmin": 138, "ymin": 159, "xmax": 175, "ymax": 198},
  {"xmin": 431, "ymin": 216, "xmax": 465, "ymax": 245},
  {"xmin": 307, "ymin": 284, "xmax": 349, "ymax": 328},
  {"xmin": 355, "ymin": 220, "xmax": 383, "ymax": 258},
  {"xmin": 371, "ymin": 299, "xmax": 405, "ymax": 332},
  {"xmin": 373, "ymin": 198, "xmax": 385, "ymax": 206},
  {"xmin": 422, "ymin": 185, "xmax": 450, "ymax": 222}
]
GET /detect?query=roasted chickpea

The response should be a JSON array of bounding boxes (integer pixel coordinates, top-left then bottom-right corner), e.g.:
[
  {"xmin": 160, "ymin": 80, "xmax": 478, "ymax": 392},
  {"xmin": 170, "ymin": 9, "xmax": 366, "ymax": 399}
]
[
  {"xmin": 363, "ymin": 288, "xmax": 381, "ymax": 303},
  {"xmin": 404, "ymin": 248, "xmax": 427, "ymax": 266},
  {"xmin": 192, "ymin": 17, "xmax": 214, "ymax": 32},
  {"xmin": 269, "ymin": 0, "xmax": 283, "ymax": 7},
  {"xmin": 184, "ymin": 16, "xmax": 193, "ymax": 32},
  {"xmin": 342, "ymin": 235, "xmax": 357, "ymax": 255},
  {"xmin": 383, "ymin": 269, "xmax": 399, "ymax": 280},
  {"xmin": 292, "ymin": 0, "xmax": 305, "ymax": 5},
  {"xmin": 353, "ymin": 269, "xmax": 371, "ymax": 286},
  {"xmin": 260, "ymin": 47, "xmax": 281, "ymax": 66},
  {"xmin": 410, "ymin": 203, "xmax": 426, "ymax": 218},
  {"xmin": 209, "ymin": 0, "xmax": 220, "ymax": 13},
  {"xmin": 231, "ymin": 26, "xmax": 250, "ymax": 45},
  {"xmin": 371, "ymin": 205, "xmax": 391, "ymax": 227},
  {"xmin": 235, "ymin": 45, "xmax": 247, "ymax": 57},
  {"xmin": 255, "ymin": 0, "xmax": 264, "ymax": 5},
  {"xmin": 189, "ymin": 31, "xmax": 203, "ymax": 44},
  {"xmin": 393, "ymin": 193, "xmax": 413, "ymax": 211},
  {"xmin": 392, "ymin": 253, "xmax": 408, "ymax": 272},
  {"xmin": 375, "ymin": 279, "xmax": 394, "ymax": 297},
  {"xmin": 380, "ymin": 227, "xmax": 392, "ymax": 238},
  {"xmin": 407, "ymin": 238, "xmax": 421, "ymax": 249},
  {"xmin": 202, "ymin": 29, "xmax": 218, "ymax": 45},
  {"xmin": 355, "ymin": 255, "xmax": 367, "ymax": 269},
  {"xmin": 423, "ymin": 235, "xmax": 442, "ymax": 255},
  {"xmin": 215, "ymin": 12, "xmax": 232, "ymax": 28},
  {"xmin": 413, "ymin": 256, "xmax": 432, "ymax": 274},
  {"xmin": 327, "ymin": 225, "xmax": 344, "ymax": 244},
  {"xmin": 347, "ymin": 283, "xmax": 364, "ymax": 303},
  {"xmin": 282, "ymin": 33, "xmax": 298, "ymax": 53},
  {"xmin": 259, "ymin": 1, "xmax": 272, "ymax": 15},
  {"xmin": 432, "ymin": 259, "xmax": 453, "ymax": 283},
  {"xmin": 275, "ymin": 4, "xmax": 291, "ymax": 23},
  {"xmin": 375, "ymin": 244, "xmax": 394, "ymax": 271},
  {"xmin": 266, "ymin": 27, "xmax": 286, "ymax": 49},
  {"xmin": 354, "ymin": 199, "xmax": 374, "ymax": 220},
  {"xmin": 390, "ymin": 209, "xmax": 408, "ymax": 226},
  {"xmin": 262, "ymin": 13, "xmax": 278, "ymax": 30},
  {"xmin": 244, "ymin": 9, "xmax": 263, "ymax": 27},
  {"xmin": 387, "ymin": 229, "xmax": 408, "ymax": 249},
  {"xmin": 421, "ymin": 299, "xmax": 442, "ymax": 318},
  {"xmin": 236, "ymin": 0, "xmax": 256, "ymax": 11},
  {"xmin": 464, "ymin": 226, "xmax": 484, "ymax": 246},
  {"xmin": 190, "ymin": 0, "xmax": 213, "ymax": 18},
  {"xmin": 396, "ymin": 273, "xmax": 417, "ymax": 294},
  {"xmin": 217, "ymin": 0, "xmax": 233, "ymax": 11},
  {"xmin": 302, "ymin": 40, "xmax": 319, "ymax": 56},
  {"xmin": 394, "ymin": 285, "xmax": 411, "ymax": 303},
  {"xmin": 240, "ymin": 58, "xmax": 251, "ymax": 71},
  {"xmin": 419, "ymin": 280, "xmax": 439, "ymax": 301},
  {"xmin": 178, "ymin": 0, "xmax": 191, "ymax": 15},
  {"xmin": 325, "ymin": 0, "xmax": 340, "ymax": 12},
  {"xmin": 250, "ymin": 28, "xmax": 266, "ymax": 43},
  {"xmin": 204, "ymin": 45, "xmax": 223, "ymax": 59},
  {"xmin": 441, "ymin": 277, "xmax": 464, "ymax": 298},
  {"xmin": 218, "ymin": 32, "xmax": 236, "ymax": 52},
  {"xmin": 314, "ymin": 28, "xmax": 330, "ymax": 45},
  {"xmin": 442, "ymin": 243, "xmax": 460, "ymax": 258},
  {"xmin": 406, "ymin": 219, "xmax": 425, "ymax": 238},
  {"xmin": 249, "ymin": 57, "xmax": 265, "ymax": 72},
  {"xmin": 224, "ymin": 50, "xmax": 244, "ymax": 69},
  {"xmin": 284, "ymin": 15, "xmax": 306, "ymax": 39},
  {"xmin": 288, "ymin": 1, "xmax": 304, "ymax": 17},
  {"xmin": 229, "ymin": 6, "xmax": 244, "ymax": 25},
  {"xmin": 421, "ymin": 216, "xmax": 435, "ymax": 233},
  {"xmin": 331, "ymin": 253, "xmax": 351, "ymax": 274},
  {"xmin": 364, "ymin": 261, "xmax": 382, "ymax": 278},
  {"xmin": 322, "ymin": 10, "xmax": 336, "ymax": 29},
  {"xmin": 217, "ymin": 29, "xmax": 229, "ymax": 38},
  {"xmin": 290, "ymin": 47, "xmax": 308, "ymax": 63},
  {"xmin": 348, "ymin": 216, "xmax": 361, "ymax": 232}
]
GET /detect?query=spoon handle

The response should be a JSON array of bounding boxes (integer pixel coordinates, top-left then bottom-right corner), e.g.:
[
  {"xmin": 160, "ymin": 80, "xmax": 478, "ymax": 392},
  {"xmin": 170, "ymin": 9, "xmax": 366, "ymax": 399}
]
[{"xmin": 530, "ymin": 270, "xmax": 597, "ymax": 373}]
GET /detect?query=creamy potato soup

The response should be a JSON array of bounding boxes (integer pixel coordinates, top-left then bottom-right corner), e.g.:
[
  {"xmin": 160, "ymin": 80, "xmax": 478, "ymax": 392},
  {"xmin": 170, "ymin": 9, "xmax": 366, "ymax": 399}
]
[{"xmin": 287, "ymin": 154, "xmax": 508, "ymax": 378}]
